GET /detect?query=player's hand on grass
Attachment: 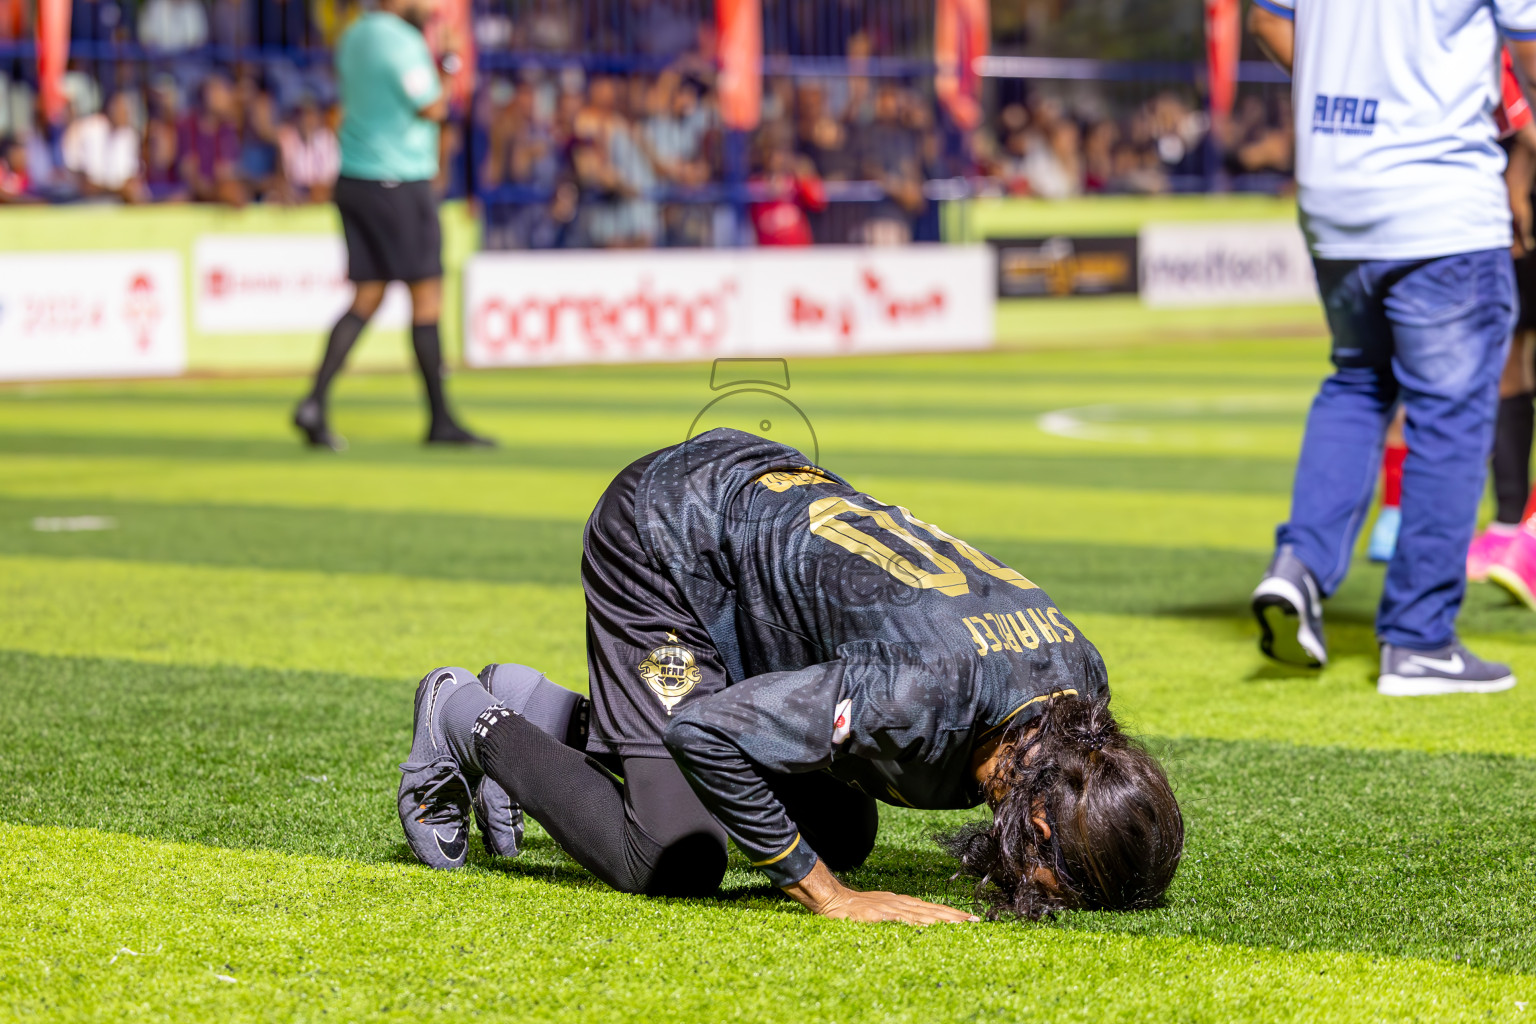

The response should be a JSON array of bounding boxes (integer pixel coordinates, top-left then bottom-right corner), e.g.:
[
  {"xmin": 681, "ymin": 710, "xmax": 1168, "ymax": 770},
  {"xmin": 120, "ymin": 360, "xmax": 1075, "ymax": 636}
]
[{"xmin": 782, "ymin": 860, "xmax": 978, "ymax": 925}]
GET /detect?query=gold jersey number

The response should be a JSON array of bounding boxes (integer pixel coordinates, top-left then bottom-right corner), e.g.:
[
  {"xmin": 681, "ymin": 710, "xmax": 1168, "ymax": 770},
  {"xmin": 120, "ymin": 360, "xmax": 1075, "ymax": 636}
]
[{"xmin": 807, "ymin": 496, "xmax": 1037, "ymax": 597}]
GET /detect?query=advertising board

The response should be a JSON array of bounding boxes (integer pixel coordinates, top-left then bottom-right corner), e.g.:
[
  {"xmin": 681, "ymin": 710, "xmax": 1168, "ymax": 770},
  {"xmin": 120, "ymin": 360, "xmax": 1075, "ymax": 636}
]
[
  {"xmin": 1139, "ymin": 221, "xmax": 1317, "ymax": 307},
  {"xmin": 194, "ymin": 234, "xmax": 411, "ymax": 334},
  {"xmin": 0, "ymin": 251, "xmax": 185, "ymax": 380},
  {"xmin": 464, "ymin": 246, "xmax": 995, "ymax": 367}
]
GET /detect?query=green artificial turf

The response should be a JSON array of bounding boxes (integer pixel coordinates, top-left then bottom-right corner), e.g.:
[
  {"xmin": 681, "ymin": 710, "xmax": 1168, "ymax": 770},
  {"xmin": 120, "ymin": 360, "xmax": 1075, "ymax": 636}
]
[{"xmin": 2, "ymin": 338, "xmax": 1535, "ymax": 1022}]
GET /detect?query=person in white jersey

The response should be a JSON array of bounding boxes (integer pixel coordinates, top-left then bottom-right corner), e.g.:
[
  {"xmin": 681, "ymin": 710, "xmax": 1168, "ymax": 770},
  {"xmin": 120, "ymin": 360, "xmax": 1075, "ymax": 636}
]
[{"xmin": 1248, "ymin": 0, "xmax": 1536, "ymax": 695}]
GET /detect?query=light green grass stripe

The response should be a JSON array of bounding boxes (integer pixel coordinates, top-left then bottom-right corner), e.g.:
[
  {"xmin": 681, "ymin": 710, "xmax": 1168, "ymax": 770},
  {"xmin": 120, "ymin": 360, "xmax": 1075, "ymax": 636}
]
[
  {"xmin": 0, "ymin": 457, "xmax": 1285, "ymax": 552},
  {"xmin": 4, "ymin": 822, "xmax": 1529, "ymax": 1024},
  {"xmin": 0, "ymin": 381, "xmax": 1321, "ymax": 460},
  {"xmin": 4, "ymin": 554, "xmax": 1533, "ymax": 759},
  {"xmin": 0, "ymin": 555, "xmax": 589, "ymax": 687},
  {"xmin": 1077, "ymin": 611, "xmax": 1536, "ymax": 761}
]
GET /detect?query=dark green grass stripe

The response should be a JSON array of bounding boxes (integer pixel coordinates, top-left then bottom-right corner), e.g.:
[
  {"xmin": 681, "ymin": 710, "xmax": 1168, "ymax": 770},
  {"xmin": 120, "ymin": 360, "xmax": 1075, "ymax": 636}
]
[
  {"xmin": 7, "ymin": 497, "xmax": 1535, "ymax": 637},
  {"xmin": 0, "ymin": 498, "xmax": 586, "ymax": 585},
  {"xmin": 1, "ymin": 649, "xmax": 1531, "ymax": 974},
  {"xmin": 0, "ymin": 435, "xmax": 1300, "ymax": 494}
]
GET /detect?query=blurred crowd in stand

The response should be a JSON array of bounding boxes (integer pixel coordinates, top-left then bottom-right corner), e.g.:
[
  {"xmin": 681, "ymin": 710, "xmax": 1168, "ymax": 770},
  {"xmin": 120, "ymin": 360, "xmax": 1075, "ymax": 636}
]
[{"xmin": 0, "ymin": 0, "xmax": 1296, "ymax": 246}]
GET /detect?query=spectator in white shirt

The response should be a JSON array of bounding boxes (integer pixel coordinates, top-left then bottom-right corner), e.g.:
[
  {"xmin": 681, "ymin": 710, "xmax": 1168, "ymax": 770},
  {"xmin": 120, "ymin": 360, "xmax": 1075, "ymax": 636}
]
[
  {"xmin": 63, "ymin": 91, "xmax": 144, "ymax": 201},
  {"xmin": 138, "ymin": 0, "xmax": 209, "ymax": 52},
  {"xmin": 278, "ymin": 97, "xmax": 339, "ymax": 202}
]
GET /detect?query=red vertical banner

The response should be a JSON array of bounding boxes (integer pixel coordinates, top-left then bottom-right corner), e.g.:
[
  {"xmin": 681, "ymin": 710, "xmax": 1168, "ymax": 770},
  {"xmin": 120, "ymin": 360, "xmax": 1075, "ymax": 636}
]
[
  {"xmin": 935, "ymin": 0, "xmax": 987, "ymax": 130},
  {"xmin": 35, "ymin": 0, "xmax": 71, "ymax": 123},
  {"xmin": 717, "ymin": 0, "xmax": 761, "ymax": 131},
  {"xmin": 1204, "ymin": 0, "xmax": 1240, "ymax": 122},
  {"xmin": 428, "ymin": 0, "xmax": 475, "ymax": 109}
]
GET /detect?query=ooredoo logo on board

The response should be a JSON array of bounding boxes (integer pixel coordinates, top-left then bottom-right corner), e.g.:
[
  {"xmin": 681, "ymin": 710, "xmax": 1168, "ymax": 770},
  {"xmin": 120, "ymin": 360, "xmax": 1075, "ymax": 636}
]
[
  {"xmin": 465, "ymin": 247, "xmax": 994, "ymax": 367},
  {"xmin": 471, "ymin": 276, "xmax": 741, "ymax": 359}
]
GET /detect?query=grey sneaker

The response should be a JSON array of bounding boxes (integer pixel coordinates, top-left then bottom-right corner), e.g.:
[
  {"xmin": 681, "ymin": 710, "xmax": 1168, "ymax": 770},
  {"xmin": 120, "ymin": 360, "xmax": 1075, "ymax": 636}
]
[
  {"xmin": 1252, "ymin": 545, "xmax": 1328, "ymax": 667},
  {"xmin": 472, "ymin": 665, "xmax": 528, "ymax": 859},
  {"xmin": 1378, "ymin": 640, "xmax": 1516, "ymax": 696},
  {"xmin": 398, "ymin": 667, "xmax": 482, "ymax": 869}
]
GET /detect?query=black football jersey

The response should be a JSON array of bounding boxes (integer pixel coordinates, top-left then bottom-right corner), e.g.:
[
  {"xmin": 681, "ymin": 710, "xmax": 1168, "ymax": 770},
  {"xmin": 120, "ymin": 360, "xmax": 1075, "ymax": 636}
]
[{"xmin": 635, "ymin": 428, "xmax": 1109, "ymax": 885}]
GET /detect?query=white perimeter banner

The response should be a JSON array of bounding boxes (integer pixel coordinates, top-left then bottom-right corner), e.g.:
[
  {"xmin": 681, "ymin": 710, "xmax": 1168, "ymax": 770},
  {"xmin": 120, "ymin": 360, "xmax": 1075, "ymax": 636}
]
[
  {"xmin": 194, "ymin": 234, "xmax": 410, "ymax": 334},
  {"xmin": 1139, "ymin": 221, "xmax": 1318, "ymax": 307},
  {"xmin": 463, "ymin": 245, "xmax": 994, "ymax": 367},
  {"xmin": 0, "ymin": 251, "xmax": 185, "ymax": 380}
]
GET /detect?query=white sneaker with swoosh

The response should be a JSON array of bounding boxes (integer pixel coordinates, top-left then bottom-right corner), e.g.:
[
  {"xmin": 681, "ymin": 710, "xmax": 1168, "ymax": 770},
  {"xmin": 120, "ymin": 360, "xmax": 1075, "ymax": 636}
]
[{"xmin": 1378, "ymin": 641, "xmax": 1516, "ymax": 697}]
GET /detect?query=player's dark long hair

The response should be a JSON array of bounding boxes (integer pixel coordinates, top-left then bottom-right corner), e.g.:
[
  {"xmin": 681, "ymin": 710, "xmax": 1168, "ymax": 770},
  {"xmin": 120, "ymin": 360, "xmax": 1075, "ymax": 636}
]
[{"xmin": 937, "ymin": 693, "xmax": 1183, "ymax": 921}]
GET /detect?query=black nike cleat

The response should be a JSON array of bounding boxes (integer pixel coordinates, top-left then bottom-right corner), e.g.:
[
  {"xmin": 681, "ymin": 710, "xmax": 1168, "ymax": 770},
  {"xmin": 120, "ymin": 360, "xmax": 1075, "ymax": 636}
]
[
  {"xmin": 398, "ymin": 667, "xmax": 483, "ymax": 869},
  {"xmin": 425, "ymin": 420, "xmax": 496, "ymax": 447},
  {"xmin": 293, "ymin": 398, "xmax": 347, "ymax": 452},
  {"xmin": 1251, "ymin": 544, "xmax": 1327, "ymax": 668},
  {"xmin": 1378, "ymin": 640, "xmax": 1516, "ymax": 696}
]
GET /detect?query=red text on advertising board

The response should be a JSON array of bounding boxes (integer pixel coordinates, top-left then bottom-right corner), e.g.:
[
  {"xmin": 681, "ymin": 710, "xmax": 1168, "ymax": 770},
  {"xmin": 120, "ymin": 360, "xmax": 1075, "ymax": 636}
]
[
  {"xmin": 123, "ymin": 273, "xmax": 163, "ymax": 351},
  {"xmin": 787, "ymin": 268, "xmax": 946, "ymax": 344},
  {"xmin": 473, "ymin": 276, "xmax": 738, "ymax": 358}
]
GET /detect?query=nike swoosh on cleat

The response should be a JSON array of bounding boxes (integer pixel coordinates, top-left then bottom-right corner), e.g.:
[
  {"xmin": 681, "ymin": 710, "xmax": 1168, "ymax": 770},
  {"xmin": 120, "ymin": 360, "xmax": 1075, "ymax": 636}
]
[
  {"xmin": 434, "ymin": 827, "xmax": 467, "ymax": 861},
  {"xmin": 1404, "ymin": 653, "xmax": 1465, "ymax": 674}
]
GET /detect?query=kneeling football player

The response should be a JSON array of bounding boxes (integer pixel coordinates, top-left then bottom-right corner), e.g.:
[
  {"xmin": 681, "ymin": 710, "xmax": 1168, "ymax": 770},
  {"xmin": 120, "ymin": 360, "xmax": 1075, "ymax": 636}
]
[{"xmin": 398, "ymin": 428, "xmax": 1184, "ymax": 923}]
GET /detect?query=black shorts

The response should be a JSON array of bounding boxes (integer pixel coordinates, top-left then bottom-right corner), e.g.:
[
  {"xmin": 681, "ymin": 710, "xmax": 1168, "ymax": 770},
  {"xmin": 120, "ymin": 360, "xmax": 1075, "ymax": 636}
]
[
  {"xmin": 582, "ymin": 448, "xmax": 731, "ymax": 758},
  {"xmin": 334, "ymin": 175, "xmax": 443, "ymax": 283}
]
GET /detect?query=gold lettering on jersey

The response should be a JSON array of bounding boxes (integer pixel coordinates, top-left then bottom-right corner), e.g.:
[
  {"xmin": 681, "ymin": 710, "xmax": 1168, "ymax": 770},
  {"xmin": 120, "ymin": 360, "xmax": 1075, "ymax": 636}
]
[
  {"xmin": 973, "ymin": 616, "xmax": 1003, "ymax": 652},
  {"xmin": 809, "ymin": 496, "xmax": 971, "ymax": 595},
  {"xmin": 964, "ymin": 617, "xmax": 991, "ymax": 656},
  {"xmin": 1026, "ymin": 607, "xmax": 1061, "ymax": 644},
  {"xmin": 638, "ymin": 638, "xmax": 703, "ymax": 714},
  {"xmin": 985, "ymin": 612, "xmax": 1024, "ymax": 653},
  {"xmin": 959, "ymin": 607, "xmax": 1077, "ymax": 656},
  {"xmin": 898, "ymin": 507, "xmax": 1039, "ymax": 591},
  {"xmin": 756, "ymin": 467, "xmax": 837, "ymax": 492},
  {"xmin": 1047, "ymin": 607, "xmax": 1076, "ymax": 643},
  {"xmin": 1008, "ymin": 611, "xmax": 1040, "ymax": 649}
]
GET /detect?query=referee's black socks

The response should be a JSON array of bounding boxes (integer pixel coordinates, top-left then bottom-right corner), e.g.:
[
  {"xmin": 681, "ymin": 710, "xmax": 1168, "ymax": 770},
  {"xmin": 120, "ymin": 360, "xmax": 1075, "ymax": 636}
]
[
  {"xmin": 309, "ymin": 310, "xmax": 368, "ymax": 408},
  {"xmin": 411, "ymin": 322, "xmax": 452, "ymax": 428}
]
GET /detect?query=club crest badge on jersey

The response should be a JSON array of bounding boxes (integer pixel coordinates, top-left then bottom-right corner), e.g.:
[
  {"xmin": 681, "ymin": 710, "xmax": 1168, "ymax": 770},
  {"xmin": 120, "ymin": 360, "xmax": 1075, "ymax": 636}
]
[{"xmin": 638, "ymin": 631, "xmax": 703, "ymax": 714}]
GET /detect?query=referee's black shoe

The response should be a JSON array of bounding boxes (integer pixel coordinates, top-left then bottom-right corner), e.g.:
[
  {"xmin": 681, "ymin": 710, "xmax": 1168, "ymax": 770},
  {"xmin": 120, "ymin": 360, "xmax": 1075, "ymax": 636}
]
[
  {"xmin": 426, "ymin": 419, "xmax": 497, "ymax": 447},
  {"xmin": 293, "ymin": 398, "xmax": 347, "ymax": 452}
]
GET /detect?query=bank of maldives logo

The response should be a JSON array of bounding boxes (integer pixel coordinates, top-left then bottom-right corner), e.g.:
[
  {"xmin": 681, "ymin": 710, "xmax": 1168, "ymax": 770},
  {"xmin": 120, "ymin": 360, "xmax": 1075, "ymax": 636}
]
[
  {"xmin": 638, "ymin": 631, "xmax": 703, "ymax": 714},
  {"xmin": 1312, "ymin": 94, "xmax": 1378, "ymax": 136}
]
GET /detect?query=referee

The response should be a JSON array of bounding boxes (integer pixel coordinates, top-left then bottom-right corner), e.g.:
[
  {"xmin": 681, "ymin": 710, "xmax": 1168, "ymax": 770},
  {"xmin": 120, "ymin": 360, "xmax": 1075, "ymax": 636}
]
[{"xmin": 293, "ymin": 0, "xmax": 492, "ymax": 450}]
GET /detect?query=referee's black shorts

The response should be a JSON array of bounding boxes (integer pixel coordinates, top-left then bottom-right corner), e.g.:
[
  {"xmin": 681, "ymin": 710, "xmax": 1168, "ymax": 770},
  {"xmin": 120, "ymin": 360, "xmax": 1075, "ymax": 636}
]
[{"xmin": 334, "ymin": 176, "xmax": 443, "ymax": 283}]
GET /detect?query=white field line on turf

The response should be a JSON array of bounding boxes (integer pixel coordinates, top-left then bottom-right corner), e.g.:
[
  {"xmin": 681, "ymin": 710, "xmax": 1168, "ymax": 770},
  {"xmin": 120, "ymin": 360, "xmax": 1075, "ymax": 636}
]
[
  {"xmin": 32, "ymin": 515, "xmax": 117, "ymax": 532},
  {"xmin": 1036, "ymin": 395, "xmax": 1307, "ymax": 448}
]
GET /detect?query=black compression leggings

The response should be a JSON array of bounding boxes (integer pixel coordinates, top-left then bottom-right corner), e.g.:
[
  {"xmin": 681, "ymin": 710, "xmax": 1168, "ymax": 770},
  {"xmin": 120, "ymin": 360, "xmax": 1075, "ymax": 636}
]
[{"xmin": 474, "ymin": 710, "xmax": 878, "ymax": 896}]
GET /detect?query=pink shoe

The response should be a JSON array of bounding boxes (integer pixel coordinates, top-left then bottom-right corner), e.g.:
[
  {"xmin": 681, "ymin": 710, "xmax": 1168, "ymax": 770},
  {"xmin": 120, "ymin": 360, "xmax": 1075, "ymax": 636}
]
[
  {"xmin": 1467, "ymin": 525, "xmax": 1519, "ymax": 582},
  {"xmin": 1487, "ymin": 525, "xmax": 1536, "ymax": 609}
]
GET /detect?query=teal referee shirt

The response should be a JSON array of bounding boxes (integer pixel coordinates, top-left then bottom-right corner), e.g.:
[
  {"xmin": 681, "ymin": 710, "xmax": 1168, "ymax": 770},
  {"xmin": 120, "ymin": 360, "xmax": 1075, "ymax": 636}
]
[{"xmin": 336, "ymin": 11, "xmax": 442, "ymax": 182}]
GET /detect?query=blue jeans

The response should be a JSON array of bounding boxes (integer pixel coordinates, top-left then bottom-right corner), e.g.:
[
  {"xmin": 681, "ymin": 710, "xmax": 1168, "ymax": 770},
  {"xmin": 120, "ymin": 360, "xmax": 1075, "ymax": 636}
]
[{"xmin": 1277, "ymin": 248, "xmax": 1515, "ymax": 649}]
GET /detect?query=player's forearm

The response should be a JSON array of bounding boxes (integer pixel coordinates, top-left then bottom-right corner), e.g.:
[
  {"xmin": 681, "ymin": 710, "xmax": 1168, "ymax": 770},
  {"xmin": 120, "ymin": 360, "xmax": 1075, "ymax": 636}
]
[
  {"xmin": 661, "ymin": 664, "xmax": 846, "ymax": 886},
  {"xmin": 663, "ymin": 713, "xmax": 820, "ymax": 886},
  {"xmin": 1247, "ymin": 5, "xmax": 1294, "ymax": 74}
]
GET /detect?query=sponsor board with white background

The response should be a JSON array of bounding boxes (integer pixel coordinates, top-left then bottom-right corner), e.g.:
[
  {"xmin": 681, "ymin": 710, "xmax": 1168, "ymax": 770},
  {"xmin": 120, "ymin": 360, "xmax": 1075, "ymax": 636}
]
[
  {"xmin": 194, "ymin": 234, "xmax": 411, "ymax": 334},
  {"xmin": 0, "ymin": 251, "xmax": 185, "ymax": 380},
  {"xmin": 463, "ymin": 246, "xmax": 994, "ymax": 367},
  {"xmin": 1138, "ymin": 221, "xmax": 1317, "ymax": 307}
]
